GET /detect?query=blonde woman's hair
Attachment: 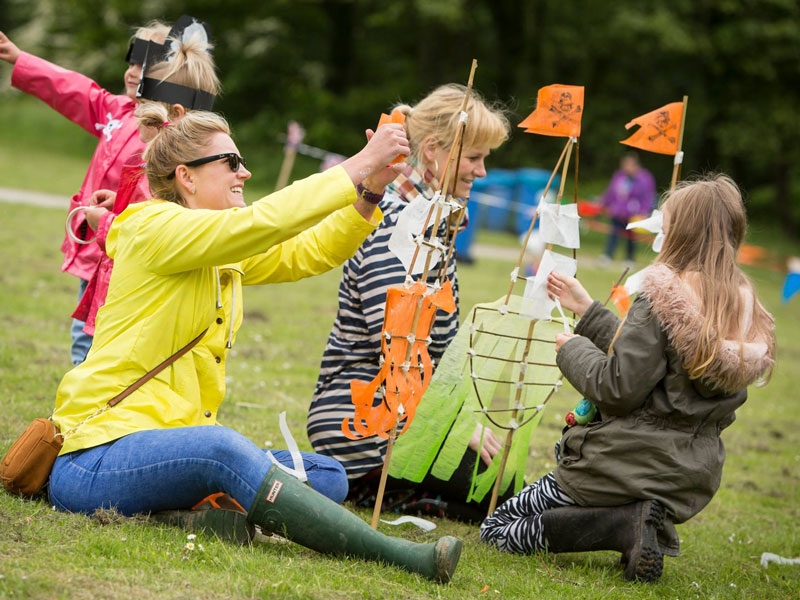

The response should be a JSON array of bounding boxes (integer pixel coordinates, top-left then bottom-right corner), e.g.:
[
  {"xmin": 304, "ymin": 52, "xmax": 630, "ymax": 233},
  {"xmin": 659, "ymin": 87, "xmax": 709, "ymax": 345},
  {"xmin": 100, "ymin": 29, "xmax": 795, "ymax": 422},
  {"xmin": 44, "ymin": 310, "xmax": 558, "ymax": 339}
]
[
  {"xmin": 654, "ymin": 174, "xmax": 775, "ymax": 380},
  {"xmin": 394, "ymin": 84, "xmax": 510, "ymax": 165},
  {"xmin": 139, "ymin": 104, "xmax": 230, "ymax": 205}
]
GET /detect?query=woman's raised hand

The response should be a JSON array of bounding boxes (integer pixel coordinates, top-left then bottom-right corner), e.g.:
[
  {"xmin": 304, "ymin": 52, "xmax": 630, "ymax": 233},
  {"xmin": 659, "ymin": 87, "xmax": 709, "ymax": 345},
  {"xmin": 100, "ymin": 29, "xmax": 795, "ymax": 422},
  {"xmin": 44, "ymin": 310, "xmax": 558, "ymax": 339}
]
[
  {"xmin": 0, "ymin": 31, "xmax": 21, "ymax": 64},
  {"xmin": 547, "ymin": 271, "xmax": 593, "ymax": 317},
  {"xmin": 341, "ymin": 123, "xmax": 409, "ymax": 188}
]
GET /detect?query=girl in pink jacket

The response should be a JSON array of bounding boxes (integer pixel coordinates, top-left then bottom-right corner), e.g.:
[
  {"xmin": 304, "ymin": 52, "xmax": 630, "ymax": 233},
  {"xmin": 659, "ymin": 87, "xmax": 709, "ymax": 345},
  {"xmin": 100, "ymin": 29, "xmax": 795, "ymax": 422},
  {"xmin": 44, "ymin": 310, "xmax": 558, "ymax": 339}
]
[{"xmin": 0, "ymin": 24, "xmax": 163, "ymax": 364}]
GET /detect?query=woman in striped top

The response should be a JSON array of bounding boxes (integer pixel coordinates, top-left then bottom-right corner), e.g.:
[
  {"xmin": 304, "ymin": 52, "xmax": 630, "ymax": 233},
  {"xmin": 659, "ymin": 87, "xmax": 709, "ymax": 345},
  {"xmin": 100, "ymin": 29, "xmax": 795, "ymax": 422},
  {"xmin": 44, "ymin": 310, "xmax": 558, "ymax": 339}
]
[{"xmin": 308, "ymin": 84, "xmax": 510, "ymax": 520}]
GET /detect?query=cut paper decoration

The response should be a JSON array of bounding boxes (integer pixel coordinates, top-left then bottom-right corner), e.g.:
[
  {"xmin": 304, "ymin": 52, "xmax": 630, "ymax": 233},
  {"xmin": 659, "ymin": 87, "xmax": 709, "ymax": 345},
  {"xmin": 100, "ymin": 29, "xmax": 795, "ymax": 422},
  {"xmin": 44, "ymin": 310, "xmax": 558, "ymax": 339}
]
[
  {"xmin": 610, "ymin": 283, "xmax": 631, "ymax": 317},
  {"xmin": 377, "ymin": 108, "xmax": 407, "ymax": 165},
  {"xmin": 538, "ymin": 202, "xmax": 581, "ymax": 249},
  {"xmin": 621, "ymin": 102, "xmax": 683, "ymax": 155},
  {"xmin": 388, "ymin": 193, "xmax": 454, "ymax": 275},
  {"xmin": 390, "ymin": 295, "xmax": 569, "ymax": 502},
  {"xmin": 520, "ymin": 250, "xmax": 577, "ymax": 320},
  {"xmin": 760, "ymin": 552, "xmax": 800, "ymax": 567},
  {"xmin": 782, "ymin": 257, "xmax": 800, "ymax": 304},
  {"xmin": 342, "ymin": 280, "xmax": 456, "ymax": 441},
  {"xmin": 623, "ymin": 268, "xmax": 647, "ymax": 296},
  {"xmin": 627, "ymin": 209, "xmax": 663, "ymax": 253},
  {"xmin": 518, "ymin": 85, "xmax": 584, "ymax": 138},
  {"xmin": 380, "ymin": 516, "xmax": 437, "ymax": 532}
]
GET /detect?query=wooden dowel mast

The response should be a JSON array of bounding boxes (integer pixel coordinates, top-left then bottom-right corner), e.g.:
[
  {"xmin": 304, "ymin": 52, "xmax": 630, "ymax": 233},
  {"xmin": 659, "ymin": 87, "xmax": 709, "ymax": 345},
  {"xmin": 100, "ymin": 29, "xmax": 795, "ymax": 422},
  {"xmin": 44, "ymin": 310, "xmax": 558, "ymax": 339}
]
[{"xmin": 669, "ymin": 95, "xmax": 689, "ymax": 191}]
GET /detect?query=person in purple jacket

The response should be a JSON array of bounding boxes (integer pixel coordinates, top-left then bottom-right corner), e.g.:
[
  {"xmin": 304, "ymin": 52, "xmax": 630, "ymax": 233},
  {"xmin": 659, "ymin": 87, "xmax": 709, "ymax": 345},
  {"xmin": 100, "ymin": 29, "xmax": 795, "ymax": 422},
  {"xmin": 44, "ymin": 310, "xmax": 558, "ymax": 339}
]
[
  {"xmin": 600, "ymin": 152, "xmax": 656, "ymax": 266},
  {"xmin": 0, "ymin": 23, "xmax": 166, "ymax": 365}
]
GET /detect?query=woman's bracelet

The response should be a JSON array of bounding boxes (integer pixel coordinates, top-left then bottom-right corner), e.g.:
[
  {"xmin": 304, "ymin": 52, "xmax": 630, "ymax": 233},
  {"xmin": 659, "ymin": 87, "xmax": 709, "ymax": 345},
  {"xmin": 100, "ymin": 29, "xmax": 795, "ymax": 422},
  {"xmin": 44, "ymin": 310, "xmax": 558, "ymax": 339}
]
[{"xmin": 356, "ymin": 183, "xmax": 384, "ymax": 205}]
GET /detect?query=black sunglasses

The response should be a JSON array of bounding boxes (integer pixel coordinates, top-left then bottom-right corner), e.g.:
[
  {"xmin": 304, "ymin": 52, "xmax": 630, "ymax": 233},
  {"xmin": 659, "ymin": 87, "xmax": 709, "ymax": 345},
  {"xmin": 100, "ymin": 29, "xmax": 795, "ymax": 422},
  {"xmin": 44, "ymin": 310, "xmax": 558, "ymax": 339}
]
[{"xmin": 168, "ymin": 153, "xmax": 247, "ymax": 179}]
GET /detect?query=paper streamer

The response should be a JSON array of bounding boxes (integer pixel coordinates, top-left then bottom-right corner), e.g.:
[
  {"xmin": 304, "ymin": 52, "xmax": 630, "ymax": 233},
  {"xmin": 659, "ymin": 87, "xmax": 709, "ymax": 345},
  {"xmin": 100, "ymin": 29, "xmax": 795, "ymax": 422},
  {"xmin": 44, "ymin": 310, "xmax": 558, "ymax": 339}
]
[
  {"xmin": 538, "ymin": 202, "xmax": 581, "ymax": 249},
  {"xmin": 265, "ymin": 411, "xmax": 308, "ymax": 482},
  {"xmin": 760, "ymin": 552, "xmax": 800, "ymax": 567},
  {"xmin": 388, "ymin": 193, "xmax": 453, "ymax": 275},
  {"xmin": 520, "ymin": 250, "xmax": 578, "ymax": 320},
  {"xmin": 380, "ymin": 516, "xmax": 437, "ymax": 532}
]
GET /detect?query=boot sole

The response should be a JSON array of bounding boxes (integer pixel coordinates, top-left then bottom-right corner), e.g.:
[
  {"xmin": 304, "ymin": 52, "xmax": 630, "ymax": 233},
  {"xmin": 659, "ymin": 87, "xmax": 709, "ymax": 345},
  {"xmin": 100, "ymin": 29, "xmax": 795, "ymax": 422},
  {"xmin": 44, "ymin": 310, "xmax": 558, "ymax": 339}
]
[
  {"xmin": 624, "ymin": 500, "xmax": 664, "ymax": 583},
  {"xmin": 151, "ymin": 509, "xmax": 255, "ymax": 545},
  {"xmin": 433, "ymin": 536, "xmax": 463, "ymax": 583}
]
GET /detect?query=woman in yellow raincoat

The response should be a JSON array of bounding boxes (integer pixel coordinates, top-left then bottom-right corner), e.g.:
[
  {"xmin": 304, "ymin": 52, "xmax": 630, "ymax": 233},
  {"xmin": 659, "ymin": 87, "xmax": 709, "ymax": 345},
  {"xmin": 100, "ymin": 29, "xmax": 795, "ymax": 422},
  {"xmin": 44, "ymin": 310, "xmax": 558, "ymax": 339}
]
[{"xmin": 47, "ymin": 105, "xmax": 463, "ymax": 583}]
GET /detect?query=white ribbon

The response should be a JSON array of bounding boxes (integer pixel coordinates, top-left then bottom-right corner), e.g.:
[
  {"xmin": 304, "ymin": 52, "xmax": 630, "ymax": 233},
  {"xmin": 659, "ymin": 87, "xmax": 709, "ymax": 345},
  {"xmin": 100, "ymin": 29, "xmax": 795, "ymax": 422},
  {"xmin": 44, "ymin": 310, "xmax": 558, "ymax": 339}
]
[
  {"xmin": 265, "ymin": 411, "xmax": 307, "ymax": 482},
  {"xmin": 380, "ymin": 516, "xmax": 437, "ymax": 532}
]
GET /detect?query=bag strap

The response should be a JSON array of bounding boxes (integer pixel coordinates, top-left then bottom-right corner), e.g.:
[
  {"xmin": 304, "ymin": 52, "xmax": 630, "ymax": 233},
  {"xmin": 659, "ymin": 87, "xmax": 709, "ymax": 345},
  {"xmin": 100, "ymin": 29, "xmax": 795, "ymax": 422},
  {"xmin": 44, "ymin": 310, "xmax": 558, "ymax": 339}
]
[
  {"xmin": 58, "ymin": 328, "xmax": 208, "ymax": 438},
  {"xmin": 108, "ymin": 328, "xmax": 208, "ymax": 408}
]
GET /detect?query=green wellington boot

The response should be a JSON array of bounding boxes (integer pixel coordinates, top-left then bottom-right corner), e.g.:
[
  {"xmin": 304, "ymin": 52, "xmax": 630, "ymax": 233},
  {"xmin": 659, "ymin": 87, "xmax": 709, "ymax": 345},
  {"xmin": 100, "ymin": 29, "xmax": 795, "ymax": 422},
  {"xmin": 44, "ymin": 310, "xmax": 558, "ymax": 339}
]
[
  {"xmin": 247, "ymin": 465, "xmax": 463, "ymax": 583},
  {"xmin": 150, "ymin": 493, "xmax": 254, "ymax": 545},
  {"xmin": 540, "ymin": 500, "xmax": 665, "ymax": 582}
]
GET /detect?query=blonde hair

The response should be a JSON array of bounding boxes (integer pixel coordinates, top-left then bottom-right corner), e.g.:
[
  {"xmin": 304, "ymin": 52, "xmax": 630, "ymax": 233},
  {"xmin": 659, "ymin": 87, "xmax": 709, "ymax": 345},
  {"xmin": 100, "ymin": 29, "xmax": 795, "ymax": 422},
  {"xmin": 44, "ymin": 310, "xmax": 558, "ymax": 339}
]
[
  {"xmin": 394, "ymin": 84, "xmax": 510, "ymax": 165},
  {"xmin": 131, "ymin": 21, "xmax": 170, "ymax": 45},
  {"xmin": 144, "ymin": 29, "xmax": 220, "ymax": 96},
  {"xmin": 654, "ymin": 174, "xmax": 775, "ymax": 381},
  {"xmin": 139, "ymin": 104, "xmax": 230, "ymax": 205}
]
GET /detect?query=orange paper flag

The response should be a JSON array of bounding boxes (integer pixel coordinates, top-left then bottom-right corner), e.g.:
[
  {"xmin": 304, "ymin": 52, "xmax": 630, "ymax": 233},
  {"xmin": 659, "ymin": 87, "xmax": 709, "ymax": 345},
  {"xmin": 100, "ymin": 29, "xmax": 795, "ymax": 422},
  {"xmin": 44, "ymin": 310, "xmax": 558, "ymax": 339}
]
[
  {"xmin": 342, "ymin": 279, "xmax": 456, "ymax": 440},
  {"xmin": 620, "ymin": 102, "xmax": 683, "ymax": 155},
  {"xmin": 377, "ymin": 108, "xmax": 407, "ymax": 165},
  {"xmin": 518, "ymin": 84, "xmax": 584, "ymax": 138},
  {"xmin": 610, "ymin": 283, "xmax": 631, "ymax": 317}
]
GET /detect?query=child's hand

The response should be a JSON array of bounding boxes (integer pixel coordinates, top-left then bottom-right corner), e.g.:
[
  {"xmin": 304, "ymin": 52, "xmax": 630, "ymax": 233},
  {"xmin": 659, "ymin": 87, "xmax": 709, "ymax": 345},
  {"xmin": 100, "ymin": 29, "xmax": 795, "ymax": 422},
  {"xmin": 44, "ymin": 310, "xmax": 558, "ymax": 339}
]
[
  {"xmin": 555, "ymin": 332, "xmax": 580, "ymax": 352},
  {"xmin": 90, "ymin": 189, "xmax": 116, "ymax": 210},
  {"xmin": 0, "ymin": 31, "xmax": 21, "ymax": 64},
  {"xmin": 84, "ymin": 206, "xmax": 109, "ymax": 231},
  {"xmin": 547, "ymin": 271, "xmax": 593, "ymax": 317}
]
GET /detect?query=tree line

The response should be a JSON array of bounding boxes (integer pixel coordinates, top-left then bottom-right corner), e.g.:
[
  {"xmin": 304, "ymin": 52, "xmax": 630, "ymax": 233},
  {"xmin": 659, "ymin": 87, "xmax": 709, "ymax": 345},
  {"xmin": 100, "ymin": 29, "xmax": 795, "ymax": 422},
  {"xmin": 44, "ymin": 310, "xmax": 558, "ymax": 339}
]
[{"xmin": 3, "ymin": 0, "xmax": 798, "ymax": 233}]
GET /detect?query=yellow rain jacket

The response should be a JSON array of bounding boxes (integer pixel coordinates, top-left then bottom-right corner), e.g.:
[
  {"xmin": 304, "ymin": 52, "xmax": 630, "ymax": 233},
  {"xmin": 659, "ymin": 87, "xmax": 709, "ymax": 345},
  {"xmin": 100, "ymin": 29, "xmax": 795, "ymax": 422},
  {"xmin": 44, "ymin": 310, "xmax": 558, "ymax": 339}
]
[{"xmin": 53, "ymin": 167, "xmax": 380, "ymax": 454}]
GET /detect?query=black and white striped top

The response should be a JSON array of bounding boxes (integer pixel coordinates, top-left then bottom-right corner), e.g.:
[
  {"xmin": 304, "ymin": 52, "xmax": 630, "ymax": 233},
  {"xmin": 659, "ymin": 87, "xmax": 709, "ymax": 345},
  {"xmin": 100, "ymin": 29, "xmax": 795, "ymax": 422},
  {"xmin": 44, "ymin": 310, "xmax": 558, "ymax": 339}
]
[{"xmin": 307, "ymin": 189, "xmax": 460, "ymax": 480}]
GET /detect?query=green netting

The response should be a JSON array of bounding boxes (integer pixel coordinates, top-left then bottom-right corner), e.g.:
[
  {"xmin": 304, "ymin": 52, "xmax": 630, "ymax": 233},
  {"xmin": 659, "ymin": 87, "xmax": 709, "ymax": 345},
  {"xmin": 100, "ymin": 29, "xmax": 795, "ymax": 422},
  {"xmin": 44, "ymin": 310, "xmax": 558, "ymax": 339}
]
[{"xmin": 390, "ymin": 295, "xmax": 570, "ymax": 502}]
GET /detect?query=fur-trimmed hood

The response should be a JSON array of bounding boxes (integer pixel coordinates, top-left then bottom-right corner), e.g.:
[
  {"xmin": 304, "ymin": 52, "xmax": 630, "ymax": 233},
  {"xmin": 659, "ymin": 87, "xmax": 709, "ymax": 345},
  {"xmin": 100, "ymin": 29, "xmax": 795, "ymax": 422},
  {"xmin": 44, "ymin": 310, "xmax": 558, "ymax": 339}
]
[{"xmin": 639, "ymin": 264, "xmax": 775, "ymax": 394}]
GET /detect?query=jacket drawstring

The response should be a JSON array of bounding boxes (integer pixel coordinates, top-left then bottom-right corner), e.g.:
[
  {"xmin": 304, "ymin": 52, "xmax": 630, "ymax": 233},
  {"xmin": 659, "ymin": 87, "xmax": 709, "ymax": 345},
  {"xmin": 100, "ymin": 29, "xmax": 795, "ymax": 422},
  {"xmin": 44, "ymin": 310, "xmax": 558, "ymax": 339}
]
[
  {"xmin": 227, "ymin": 281, "xmax": 236, "ymax": 348},
  {"xmin": 214, "ymin": 267, "xmax": 222, "ymax": 309}
]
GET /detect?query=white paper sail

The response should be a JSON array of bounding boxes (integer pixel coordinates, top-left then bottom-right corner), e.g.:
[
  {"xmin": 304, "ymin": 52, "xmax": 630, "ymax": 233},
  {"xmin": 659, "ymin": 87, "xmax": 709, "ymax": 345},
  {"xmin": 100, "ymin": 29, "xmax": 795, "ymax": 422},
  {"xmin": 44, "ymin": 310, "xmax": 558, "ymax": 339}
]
[
  {"xmin": 520, "ymin": 249, "xmax": 577, "ymax": 320},
  {"xmin": 388, "ymin": 193, "xmax": 454, "ymax": 275},
  {"xmin": 539, "ymin": 202, "xmax": 581, "ymax": 249},
  {"xmin": 627, "ymin": 209, "xmax": 664, "ymax": 252},
  {"xmin": 623, "ymin": 267, "xmax": 648, "ymax": 295}
]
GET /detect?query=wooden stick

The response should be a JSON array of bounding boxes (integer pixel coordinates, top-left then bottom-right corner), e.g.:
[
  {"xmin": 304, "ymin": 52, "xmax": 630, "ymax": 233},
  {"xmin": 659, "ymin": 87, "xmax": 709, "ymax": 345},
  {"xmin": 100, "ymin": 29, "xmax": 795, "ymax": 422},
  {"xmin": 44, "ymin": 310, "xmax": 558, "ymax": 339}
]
[
  {"xmin": 371, "ymin": 60, "xmax": 477, "ymax": 527},
  {"xmin": 503, "ymin": 138, "xmax": 572, "ymax": 305},
  {"xmin": 407, "ymin": 60, "xmax": 477, "ymax": 277},
  {"xmin": 274, "ymin": 146, "xmax": 297, "ymax": 191},
  {"xmin": 669, "ymin": 95, "xmax": 689, "ymax": 191},
  {"xmin": 371, "ymin": 420, "xmax": 399, "ymax": 529},
  {"xmin": 555, "ymin": 137, "xmax": 575, "ymax": 205},
  {"xmin": 603, "ymin": 266, "xmax": 630, "ymax": 305},
  {"xmin": 487, "ymin": 319, "xmax": 536, "ymax": 514}
]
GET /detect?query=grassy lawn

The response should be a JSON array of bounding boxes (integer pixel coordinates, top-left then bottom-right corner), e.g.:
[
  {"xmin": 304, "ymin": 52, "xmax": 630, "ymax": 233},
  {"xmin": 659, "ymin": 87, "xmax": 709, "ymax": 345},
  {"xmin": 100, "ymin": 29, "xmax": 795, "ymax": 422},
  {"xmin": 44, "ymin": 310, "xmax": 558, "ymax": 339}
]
[{"xmin": 1, "ymin": 96, "xmax": 799, "ymax": 599}]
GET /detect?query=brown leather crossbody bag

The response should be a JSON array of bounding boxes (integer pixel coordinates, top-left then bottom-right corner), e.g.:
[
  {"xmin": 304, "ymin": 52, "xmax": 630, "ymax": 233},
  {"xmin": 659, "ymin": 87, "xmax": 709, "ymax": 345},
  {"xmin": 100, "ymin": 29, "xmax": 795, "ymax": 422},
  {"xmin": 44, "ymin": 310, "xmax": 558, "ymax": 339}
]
[{"xmin": 1, "ymin": 329, "xmax": 207, "ymax": 497}]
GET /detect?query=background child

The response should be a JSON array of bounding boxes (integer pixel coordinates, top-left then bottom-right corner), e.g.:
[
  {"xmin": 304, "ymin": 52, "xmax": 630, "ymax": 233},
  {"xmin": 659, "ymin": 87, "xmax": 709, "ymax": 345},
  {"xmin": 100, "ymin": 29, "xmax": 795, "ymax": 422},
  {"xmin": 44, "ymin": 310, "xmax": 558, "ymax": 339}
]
[{"xmin": 480, "ymin": 174, "xmax": 775, "ymax": 583}]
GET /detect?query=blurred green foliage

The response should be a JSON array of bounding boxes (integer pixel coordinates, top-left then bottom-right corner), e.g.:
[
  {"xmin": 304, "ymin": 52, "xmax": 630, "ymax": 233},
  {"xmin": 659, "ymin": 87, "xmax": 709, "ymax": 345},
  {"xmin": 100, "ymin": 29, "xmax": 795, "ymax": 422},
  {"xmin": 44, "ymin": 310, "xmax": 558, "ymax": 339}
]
[{"xmin": 2, "ymin": 0, "xmax": 799, "ymax": 231}]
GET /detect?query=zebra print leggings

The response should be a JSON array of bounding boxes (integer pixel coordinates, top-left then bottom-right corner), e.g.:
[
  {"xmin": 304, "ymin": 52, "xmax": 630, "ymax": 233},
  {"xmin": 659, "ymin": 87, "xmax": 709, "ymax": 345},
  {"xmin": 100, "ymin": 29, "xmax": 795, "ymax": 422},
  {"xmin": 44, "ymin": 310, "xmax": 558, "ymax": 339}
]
[{"xmin": 480, "ymin": 472, "xmax": 576, "ymax": 554}]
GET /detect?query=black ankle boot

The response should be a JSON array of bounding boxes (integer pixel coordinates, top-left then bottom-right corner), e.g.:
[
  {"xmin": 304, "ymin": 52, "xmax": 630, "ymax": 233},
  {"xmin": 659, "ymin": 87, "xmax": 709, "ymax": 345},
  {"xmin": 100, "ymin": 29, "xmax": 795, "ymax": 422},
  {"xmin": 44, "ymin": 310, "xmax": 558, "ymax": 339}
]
[{"xmin": 541, "ymin": 500, "xmax": 665, "ymax": 582}]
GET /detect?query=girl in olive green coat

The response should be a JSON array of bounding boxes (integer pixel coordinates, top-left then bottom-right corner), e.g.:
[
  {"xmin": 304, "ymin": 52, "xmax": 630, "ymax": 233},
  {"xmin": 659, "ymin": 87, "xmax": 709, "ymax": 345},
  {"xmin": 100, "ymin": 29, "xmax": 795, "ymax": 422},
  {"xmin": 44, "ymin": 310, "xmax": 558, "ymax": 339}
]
[{"xmin": 481, "ymin": 174, "xmax": 775, "ymax": 582}]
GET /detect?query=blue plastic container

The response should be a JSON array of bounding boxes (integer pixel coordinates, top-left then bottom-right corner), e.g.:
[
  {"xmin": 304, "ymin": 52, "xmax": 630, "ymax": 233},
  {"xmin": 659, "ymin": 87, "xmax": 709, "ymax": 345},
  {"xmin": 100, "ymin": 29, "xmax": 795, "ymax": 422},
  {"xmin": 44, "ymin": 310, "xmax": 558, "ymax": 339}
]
[
  {"xmin": 470, "ymin": 169, "xmax": 517, "ymax": 231},
  {"xmin": 515, "ymin": 168, "xmax": 559, "ymax": 236},
  {"xmin": 453, "ymin": 204, "xmax": 477, "ymax": 262}
]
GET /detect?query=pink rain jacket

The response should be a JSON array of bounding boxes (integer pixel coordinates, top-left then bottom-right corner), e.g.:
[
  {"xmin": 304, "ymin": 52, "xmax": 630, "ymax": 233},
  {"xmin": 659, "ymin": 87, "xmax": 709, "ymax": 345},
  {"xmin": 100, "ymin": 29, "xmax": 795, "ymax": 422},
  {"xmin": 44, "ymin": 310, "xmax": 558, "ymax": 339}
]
[{"xmin": 12, "ymin": 52, "xmax": 146, "ymax": 281}]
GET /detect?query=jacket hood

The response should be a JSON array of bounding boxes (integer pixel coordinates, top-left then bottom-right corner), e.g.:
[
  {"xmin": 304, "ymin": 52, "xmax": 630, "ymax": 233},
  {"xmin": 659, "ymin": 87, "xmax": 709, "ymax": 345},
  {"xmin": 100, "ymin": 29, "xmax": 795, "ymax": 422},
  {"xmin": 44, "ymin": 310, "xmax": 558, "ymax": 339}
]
[{"xmin": 639, "ymin": 263, "xmax": 774, "ymax": 394}]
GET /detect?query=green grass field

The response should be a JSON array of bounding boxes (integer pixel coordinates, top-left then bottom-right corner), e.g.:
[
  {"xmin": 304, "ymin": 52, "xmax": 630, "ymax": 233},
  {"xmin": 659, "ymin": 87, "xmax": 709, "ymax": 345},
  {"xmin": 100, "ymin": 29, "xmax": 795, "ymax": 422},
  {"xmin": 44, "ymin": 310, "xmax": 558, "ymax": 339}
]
[{"xmin": 0, "ymin": 95, "xmax": 798, "ymax": 599}]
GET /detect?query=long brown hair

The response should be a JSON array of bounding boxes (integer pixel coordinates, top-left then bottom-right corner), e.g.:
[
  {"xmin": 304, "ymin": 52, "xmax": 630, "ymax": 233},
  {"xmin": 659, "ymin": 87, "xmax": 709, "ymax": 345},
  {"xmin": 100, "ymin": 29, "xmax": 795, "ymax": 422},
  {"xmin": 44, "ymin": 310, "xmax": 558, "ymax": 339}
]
[{"xmin": 655, "ymin": 174, "xmax": 774, "ymax": 380}]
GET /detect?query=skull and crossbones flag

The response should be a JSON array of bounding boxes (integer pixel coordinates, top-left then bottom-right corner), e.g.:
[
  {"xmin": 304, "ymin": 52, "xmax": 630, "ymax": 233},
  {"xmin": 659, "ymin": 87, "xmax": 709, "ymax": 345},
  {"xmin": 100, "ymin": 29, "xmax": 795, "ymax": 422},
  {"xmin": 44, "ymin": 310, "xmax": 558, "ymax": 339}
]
[
  {"xmin": 518, "ymin": 84, "xmax": 584, "ymax": 138},
  {"xmin": 620, "ymin": 102, "xmax": 683, "ymax": 155}
]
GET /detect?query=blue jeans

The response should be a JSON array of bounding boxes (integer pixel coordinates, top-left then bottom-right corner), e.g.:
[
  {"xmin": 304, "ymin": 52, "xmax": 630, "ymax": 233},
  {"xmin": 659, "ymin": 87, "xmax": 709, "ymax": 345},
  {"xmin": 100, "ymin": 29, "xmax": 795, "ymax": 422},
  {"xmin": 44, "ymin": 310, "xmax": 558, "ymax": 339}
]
[
  {"xmin": 70, "ymin": 278, "xmax": 93, "ymax": 366},
  {"xmin": 603, "ymin": 218, "xmax": 635, "ymax": 261},
  {"xmin": 49, "ymin": 426, "xmax": 348, "ymax": 516}
]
